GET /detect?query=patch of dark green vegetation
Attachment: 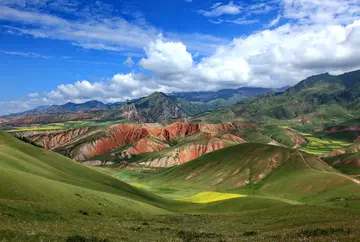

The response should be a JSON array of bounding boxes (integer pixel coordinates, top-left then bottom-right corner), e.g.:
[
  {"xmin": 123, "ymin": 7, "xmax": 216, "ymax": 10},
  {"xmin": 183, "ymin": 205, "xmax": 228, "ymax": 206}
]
[
  {"xmin": 16, "ymin": 135, "xmax": 43, "ymax": 148},
  {"xmin": 298, "ymin": 227, "xmax": 351, "ymax": 238},
  {"xmin": 79, "ymin": 210, "xmax": 89, "ymax": 216},
  {"xmin": 67, "ymin": 235, "xmax": 110, "ymax": 242},
  {"xmin": 177, "ymin": 230, "xmax": 217, "ymax": 242},
  {"xmin": 243, "ymin": 231, "xmax": 258, "ymax": 236}
]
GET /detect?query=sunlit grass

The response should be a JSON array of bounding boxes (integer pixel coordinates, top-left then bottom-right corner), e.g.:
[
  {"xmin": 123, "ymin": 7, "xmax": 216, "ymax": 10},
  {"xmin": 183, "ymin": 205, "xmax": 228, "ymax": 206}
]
[
  {"xmin": 279, "ymin": 125, "xmax": 289, "ymax": 129},
  {"xmin": 176, "ymin": 192, "xmax": 246, "ymax": 203},
  {"xmin": 6, "ymin": 126, "xmax": 63, "ymax": 132},
  {"xmin": 5, "ymin": 119, "xmax": 129, "ymax": 133},
  {"xmin": 129, "ymin": 182, "xmax": 150, "ymax": 189}
]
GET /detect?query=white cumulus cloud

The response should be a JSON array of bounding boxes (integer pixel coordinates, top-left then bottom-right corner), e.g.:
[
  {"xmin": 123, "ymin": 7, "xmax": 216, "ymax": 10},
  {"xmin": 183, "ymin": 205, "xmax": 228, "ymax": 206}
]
[
  {"xmin": 15, "ymin": 18, "xmax": 360, "ymax": 113},
  {"xmin": 198, "ymin": 1, "xmax": 241, "ymax": 17},
  {"xmin": 139, "ymin": 38, "xmax": 193, "ymax": 77}
]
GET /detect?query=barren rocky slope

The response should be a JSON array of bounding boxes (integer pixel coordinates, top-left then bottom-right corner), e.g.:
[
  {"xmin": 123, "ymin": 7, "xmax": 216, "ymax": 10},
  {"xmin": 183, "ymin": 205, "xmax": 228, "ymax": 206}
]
[{"xmin": 14, "ymin": 122, "xmax": 254, "ymax": 167}]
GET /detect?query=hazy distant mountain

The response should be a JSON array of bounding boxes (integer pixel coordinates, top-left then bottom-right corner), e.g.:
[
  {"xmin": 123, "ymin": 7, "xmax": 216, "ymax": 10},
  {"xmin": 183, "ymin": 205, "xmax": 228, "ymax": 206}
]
[{"xmin": 169, "ymin": 86, "xmax": 289, "ymax": 103}]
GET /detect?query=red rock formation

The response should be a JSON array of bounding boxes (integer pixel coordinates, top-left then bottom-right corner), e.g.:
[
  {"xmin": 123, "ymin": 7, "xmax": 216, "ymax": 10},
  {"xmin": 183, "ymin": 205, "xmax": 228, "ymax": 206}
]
[
  {"xmin": 139, "ymin": 138, "xmax": 231, "ymax": 167},
  {"xmin": 40, "ymin": 128, "xmax": 91, "ymax": 150},
  {"xmin": 16, "ymin": 121, "xmax": 252, "ymax": 163},
  {"xmin": 161, "ymin": 122, "xmax": 201, "ymax": 142},
  {"xmin": 88, "ymin": 124, "xmax": 150, "ymax": 158},
  {"xmin": 15, "ymin": 128, "xmax": 91, "ymax": 150},
  {"xmin": 126, "ymin": 138, "xmax": 169, "ymax": 155}
]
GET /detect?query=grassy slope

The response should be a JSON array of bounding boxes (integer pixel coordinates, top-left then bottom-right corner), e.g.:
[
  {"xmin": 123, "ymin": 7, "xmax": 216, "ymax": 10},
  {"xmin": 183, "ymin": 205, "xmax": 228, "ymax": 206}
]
[
  {"xmin": 0, "ymin": 132, "xmax": 177, "ymax": 214},
  {"xmin": 323, "ymin": 152, "xmax": 360, "ymax": 176},
  {"xmin": 115, "ymin": 143, "xmax": 360, "ymax": 206},
  {"xmin": 231, "ymin": 71, "xmax": 360, "ymax": 120},
  {"xmin": 2, "ymin": 133, "xmax": 360, "ymax": 241},
  {"xmin": 322, "ymin": 141, "xmax": 360, "ymax": 176},
  {"xmin": 0, "ymin": 132, "xmax": 289, "ymax": 214}
]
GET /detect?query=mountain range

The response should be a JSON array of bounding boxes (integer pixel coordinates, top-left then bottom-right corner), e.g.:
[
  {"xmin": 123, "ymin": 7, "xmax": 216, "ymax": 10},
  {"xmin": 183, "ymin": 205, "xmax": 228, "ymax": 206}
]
[
  {"xmin": 1, "ymin": 86, "xmax": 288, "ymax": 126},
  {"xmin": 231, "ymin": 70, "xmax": 360, "ymax": 119}
]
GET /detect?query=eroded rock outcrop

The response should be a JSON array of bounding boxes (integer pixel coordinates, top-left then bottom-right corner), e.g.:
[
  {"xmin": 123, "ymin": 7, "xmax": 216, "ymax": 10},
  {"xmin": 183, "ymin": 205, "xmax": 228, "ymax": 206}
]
[
  {"xmin": 126, "ymin": 138, "xmax": 169, "ymax": 155},
  {"xmin": 140, "ymin": 137, "xmax": 244, "ymax": 167},
  {"xmin": 14, "ymin": 128, "xmax": 92, "ymax": 150},
  {"xmin": 73, "ymin": 124, "xmax": 150, "ymax": 160},
  {"xmin": 15, "ymin": 122, "xmax": 252, "ymax": 166}
]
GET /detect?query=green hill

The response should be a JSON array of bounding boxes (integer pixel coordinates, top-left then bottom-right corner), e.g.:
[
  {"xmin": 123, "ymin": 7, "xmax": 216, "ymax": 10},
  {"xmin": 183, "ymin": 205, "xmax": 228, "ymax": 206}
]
[
  {"xmin": 118, "ymin": 143, "xmax": 360, "ymax": 205},
  {"xmin": 0, "ymin": 131, "xmax": 174, "ymax": 214},
  {"xmin": 231, "ymin": 70, "xmax": 360, "ymax": 120},
  {"xmin": 323, "ymin": 141, "xmax": 360, "ymax": 176},
  {"xmin": 324, "ymin": 152, "xmax": 360, "ymax": 176}
]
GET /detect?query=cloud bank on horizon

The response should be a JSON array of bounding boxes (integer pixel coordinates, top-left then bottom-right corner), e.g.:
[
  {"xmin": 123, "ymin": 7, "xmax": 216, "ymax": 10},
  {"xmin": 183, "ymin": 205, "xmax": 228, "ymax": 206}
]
[{"xmin": 0, "ymin": 0, "xmax": 360, "ymax": 115}]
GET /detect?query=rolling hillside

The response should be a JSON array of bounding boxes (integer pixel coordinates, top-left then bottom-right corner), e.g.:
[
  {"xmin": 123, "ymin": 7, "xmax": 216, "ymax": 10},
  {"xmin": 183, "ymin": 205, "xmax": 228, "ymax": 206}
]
[
  {"xmin": 231, "ymin": 70, "xmax": 360, "ymax": 120},
  {"xmin": 0, "ymin": 131, "xmax": 288, "ymax": 213},
  {"xmin": 323, "ymin": 141, "xmax": 360, "ymax": 176},
  {"xmin": 3, "ymin": 132, "xmax": 360, "ymax": 241},
  {"xmin": 0, "ymin": 132, "xmax": 173, "ymax": 214},
  {"xmin": 117, "ymin": 143, "xmax": 360, "ymax": 205}
]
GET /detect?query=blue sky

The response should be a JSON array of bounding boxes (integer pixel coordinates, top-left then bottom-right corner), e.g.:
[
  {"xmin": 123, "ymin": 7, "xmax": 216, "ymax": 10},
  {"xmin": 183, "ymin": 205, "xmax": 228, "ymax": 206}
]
[{"xmin": 0, "ymin": 0, "xmax": 360, "ymax": 115}]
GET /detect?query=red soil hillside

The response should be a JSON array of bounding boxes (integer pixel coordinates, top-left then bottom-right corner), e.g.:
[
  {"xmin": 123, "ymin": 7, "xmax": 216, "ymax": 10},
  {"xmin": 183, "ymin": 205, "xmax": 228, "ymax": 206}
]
[
  {"xmin": 179, "ymin": 138, "xmax": 229, "ymax": 164},
  {"xmin": 138, "ymin": 136, "xmax": 246, "ymax": 168},
  {"xmin": 126, "ymin": 138, "xmax": 170, "ymax": 155},
  {"xmin": 19, "ymin": 128, "xmax": 91, "ymax": 150},
  {"xmin": 13, "ymin": 122, "xmax": 253, "ymax": 167},
  {"xmin": 0, "ymin": 118, "xmax": 8, "ymax": 124}
]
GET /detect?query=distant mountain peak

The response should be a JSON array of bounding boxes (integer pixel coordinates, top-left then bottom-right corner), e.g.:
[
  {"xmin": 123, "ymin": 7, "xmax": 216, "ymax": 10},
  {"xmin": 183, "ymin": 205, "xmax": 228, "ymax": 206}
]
[
  {"xmin": 149, "ymin": 92, "xmax": 168, "ymax": 98},
  {"xmin": 84, "ymin": 100, "xmax": 104, "ymax": 104},
  {"xmin": 63, "ymin": 102, "xmax": 76, "ymax": 106}
]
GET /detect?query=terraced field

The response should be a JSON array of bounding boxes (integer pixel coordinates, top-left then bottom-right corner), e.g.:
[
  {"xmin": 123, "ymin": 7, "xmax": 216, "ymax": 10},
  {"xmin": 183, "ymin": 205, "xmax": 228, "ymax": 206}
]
[{"xmin": 300, "ymin": 132, "xmax": 352, "ymax": 156}]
